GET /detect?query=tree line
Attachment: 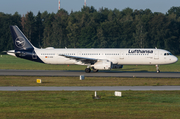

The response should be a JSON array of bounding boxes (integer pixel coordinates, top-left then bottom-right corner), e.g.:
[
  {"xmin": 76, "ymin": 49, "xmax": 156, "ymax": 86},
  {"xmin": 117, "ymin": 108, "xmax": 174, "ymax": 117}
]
[{"xmin": 1, "ymin": 6, "xmax": 180, "ymax": 54}]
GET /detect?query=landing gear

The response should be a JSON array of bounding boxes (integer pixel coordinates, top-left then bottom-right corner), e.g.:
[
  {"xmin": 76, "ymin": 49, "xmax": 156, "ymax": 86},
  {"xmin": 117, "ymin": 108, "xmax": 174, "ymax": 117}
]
[
  {"xmin": 93, "ymin": 69, "xmax": 99, "ymax": 73},
  {"xmin": 85, "ymin": 68, "xmax": 91, "ymax": 73},
  {"xmin": 91, "ymin": 67, "xmax": 99, "ymax": 73},
  {"xmin": 85, "ymin": 66, "xmax": 99, "ymax": 73},
  {"xmin": 156, "ymin": 65, "xmax": 160, "ymax": 73}
]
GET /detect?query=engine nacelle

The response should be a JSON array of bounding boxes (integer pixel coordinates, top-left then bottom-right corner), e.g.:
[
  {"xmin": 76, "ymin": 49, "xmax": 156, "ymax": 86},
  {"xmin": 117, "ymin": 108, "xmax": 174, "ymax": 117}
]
[
  {"xmin": 93, "ymin": 60, "xmax": 112, "ymax": 70},
  {"xmin": 112, "ymin": 64, "xmax": 123, "ymax": 69}
]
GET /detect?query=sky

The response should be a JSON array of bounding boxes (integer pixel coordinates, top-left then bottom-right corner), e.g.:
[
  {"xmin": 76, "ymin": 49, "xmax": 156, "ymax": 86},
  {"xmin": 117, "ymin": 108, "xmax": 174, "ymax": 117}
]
[{"xmin": 0, "ymin": 0, "xmax": 180, "ymax": 16}]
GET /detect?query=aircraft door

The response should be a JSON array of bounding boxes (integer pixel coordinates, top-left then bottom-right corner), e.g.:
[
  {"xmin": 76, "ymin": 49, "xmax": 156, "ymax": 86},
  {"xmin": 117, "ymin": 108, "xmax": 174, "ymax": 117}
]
[
  {"xmin": 154, "ymin": 51, "xmax": 159, "ymax": 59},
  {"xmin": 32, "ymin": 51, "xmax": 37, "ymax": 59},
  {"xmin": 120, "ymin": 52, "xmax": 124, "ymax": 59},
  {"xmin": 78, "ymin": 51, "xmax": 82, "ymax": 56}
]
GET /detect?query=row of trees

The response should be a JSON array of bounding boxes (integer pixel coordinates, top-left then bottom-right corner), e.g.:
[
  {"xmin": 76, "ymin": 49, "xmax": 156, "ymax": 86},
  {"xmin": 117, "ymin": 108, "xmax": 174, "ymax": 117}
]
[{"xmin": 1, "ymin": 6, "xmax": 180, "ymax": 54}]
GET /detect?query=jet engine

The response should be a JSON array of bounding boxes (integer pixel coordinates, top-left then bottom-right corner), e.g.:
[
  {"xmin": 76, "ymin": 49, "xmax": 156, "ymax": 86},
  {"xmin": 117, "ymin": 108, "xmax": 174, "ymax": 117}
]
[
  {"xmin": 112, "ymin": 64, "xmax": 123, "ymax": 69},
  {"xmin": 93, "ymin": 60, "xmax": 112, "ymax": 70}
]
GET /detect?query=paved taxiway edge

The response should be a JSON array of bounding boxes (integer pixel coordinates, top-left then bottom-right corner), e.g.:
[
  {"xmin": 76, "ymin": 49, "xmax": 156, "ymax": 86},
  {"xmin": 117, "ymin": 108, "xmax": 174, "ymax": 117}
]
[
  {"xmin": 0, "ymin": 86, "xmax": 180, "ymax": 91},
  {"xmin": 0, "ymin": 69, "xmax": 180, "ymax": 78}
]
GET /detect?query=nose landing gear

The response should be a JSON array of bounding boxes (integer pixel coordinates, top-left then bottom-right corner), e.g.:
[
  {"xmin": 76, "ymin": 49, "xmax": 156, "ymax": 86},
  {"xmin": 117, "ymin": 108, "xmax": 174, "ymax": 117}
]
[{"xmin": 156, "ymin": 65, "xmax": 160, "ymax": 73}]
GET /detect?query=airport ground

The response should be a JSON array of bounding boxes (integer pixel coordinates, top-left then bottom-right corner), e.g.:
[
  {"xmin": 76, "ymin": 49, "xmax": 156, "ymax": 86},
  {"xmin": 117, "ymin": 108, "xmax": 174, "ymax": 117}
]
[
  {"xmin": 1, "ymin": 76, "xmax": 180, "ymax": 86},
  {"xmin": 1, "ymin": 91, "xmax": 180, "ymax": 118},
  {"xmin": 1, "ymin": 55, "xmax": 180, "ymax": 118}
]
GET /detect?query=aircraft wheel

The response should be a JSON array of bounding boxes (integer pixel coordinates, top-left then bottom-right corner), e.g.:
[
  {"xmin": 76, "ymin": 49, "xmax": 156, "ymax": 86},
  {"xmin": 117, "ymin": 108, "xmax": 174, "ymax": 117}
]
[
  {"xmin": 93, "ymin": 70, "xmax": 99, "ymax": 73},
  {"xmin": 156, "ymin": 65, "xmax": 160, "ymax": 73},
  {"xmin": 85, "ymin": 68, "xmax": 91, "ymax": 73}
]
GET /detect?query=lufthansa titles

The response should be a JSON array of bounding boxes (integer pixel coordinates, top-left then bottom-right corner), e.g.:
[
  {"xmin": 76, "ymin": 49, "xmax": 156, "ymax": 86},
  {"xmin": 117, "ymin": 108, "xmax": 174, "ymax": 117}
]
[{"xmin": 128, "ymin": 50, "xmax": 153, "ymax": 54}]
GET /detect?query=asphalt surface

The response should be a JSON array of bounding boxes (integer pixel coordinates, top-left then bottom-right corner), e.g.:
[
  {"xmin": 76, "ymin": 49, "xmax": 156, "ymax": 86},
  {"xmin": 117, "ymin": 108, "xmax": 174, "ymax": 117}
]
[
  {"xmin": 0, "ymin": 70, "xmax": 180, "ymax": 91},
  {"xmin": 0, "ymin": 69, "xmax": 180, "ymax": 78},
  {"xmin": 0, "ymin": 86, "xmax": 180, "ymax": 91}
]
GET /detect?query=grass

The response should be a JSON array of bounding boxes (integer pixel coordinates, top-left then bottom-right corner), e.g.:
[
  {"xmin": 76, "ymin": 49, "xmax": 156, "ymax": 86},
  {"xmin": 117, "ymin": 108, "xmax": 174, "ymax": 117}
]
[
  {"xmin": 1, "ymin": 55, "xmax": 180, "ymax": 118},
  {"xmin": 0, "ymin": 91, "xmax": 180, "ymax": 119},
  {"xmin": 0, "ymin": 55, "xmax": 180, "ymax": 72},
  {"xmin": 0, "ymin": 76, "xmax": 180, "ymax": 86}
]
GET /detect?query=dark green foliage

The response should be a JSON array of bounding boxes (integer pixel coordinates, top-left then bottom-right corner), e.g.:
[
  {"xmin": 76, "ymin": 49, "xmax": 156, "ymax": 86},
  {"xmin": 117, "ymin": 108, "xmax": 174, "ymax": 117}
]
[
  {"xmin": 1, "ymin": 6, "xmax": 180, "ymax": 54},
  {"xmin": 0, "ymin": 12, "xmax": 21, "ymax": 52}
]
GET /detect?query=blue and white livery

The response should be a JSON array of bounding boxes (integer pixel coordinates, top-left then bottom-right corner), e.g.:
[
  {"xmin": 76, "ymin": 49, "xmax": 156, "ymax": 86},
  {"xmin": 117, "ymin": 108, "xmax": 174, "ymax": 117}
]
[{"xmin": 7, "ymin": 25, "xmax": 178, "ymax": 73}]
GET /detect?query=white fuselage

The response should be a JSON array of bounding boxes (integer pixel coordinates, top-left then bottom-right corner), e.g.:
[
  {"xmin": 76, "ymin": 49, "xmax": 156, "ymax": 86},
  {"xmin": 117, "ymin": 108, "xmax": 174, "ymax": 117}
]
[
  {"xmin": 35, "ymin": 48, "xmax": 178, "ymax": 65},
  {"xmin": 9, "ymin": 25, "xmax": 178, "ymax": 73}
]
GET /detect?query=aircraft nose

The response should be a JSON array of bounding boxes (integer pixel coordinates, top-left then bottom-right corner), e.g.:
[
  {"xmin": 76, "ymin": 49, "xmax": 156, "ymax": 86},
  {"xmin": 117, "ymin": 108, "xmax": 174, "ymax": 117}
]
[{"xmin": 172, "ymin": 56, "xmax": 178, "ymax": 63}]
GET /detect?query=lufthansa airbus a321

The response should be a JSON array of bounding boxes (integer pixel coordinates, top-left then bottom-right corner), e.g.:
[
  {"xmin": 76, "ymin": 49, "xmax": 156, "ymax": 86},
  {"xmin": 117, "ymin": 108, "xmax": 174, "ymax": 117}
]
[{"xmin": 7, "ymin": 25, "xmax": 178, "ymax": 73}]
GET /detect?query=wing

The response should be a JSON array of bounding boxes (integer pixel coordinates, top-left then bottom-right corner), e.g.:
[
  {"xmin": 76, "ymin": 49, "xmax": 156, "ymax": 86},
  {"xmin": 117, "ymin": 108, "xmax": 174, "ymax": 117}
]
[{"xmin": 59, "ymin": 54, "xmax": 98, "ymax": 65}]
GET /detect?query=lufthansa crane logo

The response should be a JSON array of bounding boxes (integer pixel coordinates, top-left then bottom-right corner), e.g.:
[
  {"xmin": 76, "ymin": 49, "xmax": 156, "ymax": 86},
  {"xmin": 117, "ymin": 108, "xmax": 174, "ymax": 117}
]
[{"xmin": 15, "ymin": 37, "xmax": 25, "ymax": 48}]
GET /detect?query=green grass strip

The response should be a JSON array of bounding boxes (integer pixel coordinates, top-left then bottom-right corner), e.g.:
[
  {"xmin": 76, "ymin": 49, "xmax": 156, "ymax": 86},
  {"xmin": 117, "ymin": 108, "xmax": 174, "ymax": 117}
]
[
  {"xmin": 0, "ymin": 76, "xmax": 180, "ymax": 86},
  {"xmin": 0, "ymin": 91, "xmax": 180, "ymax": 118}
]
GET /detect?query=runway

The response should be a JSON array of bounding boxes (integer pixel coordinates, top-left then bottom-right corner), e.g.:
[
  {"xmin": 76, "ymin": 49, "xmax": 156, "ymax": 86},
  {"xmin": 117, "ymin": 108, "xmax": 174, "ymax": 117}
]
[
  {"xmin": 0, "ymin": 69, "xmax": 180, "ymax": 78},
  {"xmin": 0, "ymin": 86, "xmax": 180, "ymax": 91}
]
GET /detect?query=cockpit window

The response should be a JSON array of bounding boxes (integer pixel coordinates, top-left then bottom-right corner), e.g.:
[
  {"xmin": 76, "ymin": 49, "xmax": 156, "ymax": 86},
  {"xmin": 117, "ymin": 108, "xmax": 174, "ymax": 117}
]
[{"xmin": 164, "ymin": 53, "xmax": 172, "ymax": 56}]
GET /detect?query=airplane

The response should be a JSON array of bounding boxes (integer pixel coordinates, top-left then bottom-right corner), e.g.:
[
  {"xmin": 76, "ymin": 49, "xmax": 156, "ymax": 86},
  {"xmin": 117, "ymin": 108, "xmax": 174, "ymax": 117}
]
[{"xmin": 7, "ymin": 25, "xmax": 178, "ymax": 73}]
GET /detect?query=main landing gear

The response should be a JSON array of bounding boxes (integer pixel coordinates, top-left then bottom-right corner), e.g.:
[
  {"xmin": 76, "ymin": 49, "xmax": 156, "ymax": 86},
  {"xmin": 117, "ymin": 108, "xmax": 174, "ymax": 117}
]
[
  {"xmin": 93, "ymin": 69, "xmax": 99, "ymax": 73},
  {"xmin": 85, "ymin": 68, "xmax": 91, "ymax": 73},
  {"xmin": 156, "ymin": 65, "xmax": 160, "ymax": 73},
  {"xmin": 85, "ymin": 67, "xmax": 99, "ymax": 73}
]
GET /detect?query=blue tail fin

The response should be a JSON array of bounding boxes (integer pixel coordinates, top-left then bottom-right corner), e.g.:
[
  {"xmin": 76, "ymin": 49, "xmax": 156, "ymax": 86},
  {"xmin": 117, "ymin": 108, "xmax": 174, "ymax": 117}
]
[
  {"xmin": 10, "ymin": 25, "xmax": 35, "ymax": 51},
  {"xmin": 9, "ymin": 26, "xmax": 43, "ymax": 63}
]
